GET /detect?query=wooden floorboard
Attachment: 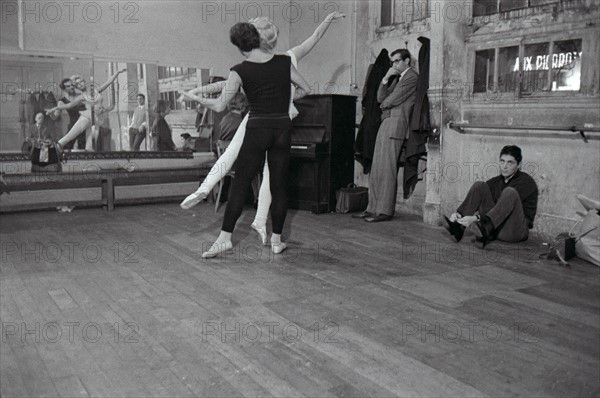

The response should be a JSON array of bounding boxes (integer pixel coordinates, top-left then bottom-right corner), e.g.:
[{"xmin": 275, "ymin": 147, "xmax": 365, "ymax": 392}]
[{"xmin": 1, "ymin": 203, "xmax": 599, "ymax": 397}]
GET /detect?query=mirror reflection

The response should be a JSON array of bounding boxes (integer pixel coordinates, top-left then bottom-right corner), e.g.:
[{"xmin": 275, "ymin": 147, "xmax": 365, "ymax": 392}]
[
  {"xmin": 0, "ymin": 54, "xmax": 228, "ymax": 155},
  {"xmin": 93, "ymin": 61, "xmax": 223, "ymax": 153},
  {"xmin": 0, "ymin": 54, "xmax": 93, "ymax": 153}
]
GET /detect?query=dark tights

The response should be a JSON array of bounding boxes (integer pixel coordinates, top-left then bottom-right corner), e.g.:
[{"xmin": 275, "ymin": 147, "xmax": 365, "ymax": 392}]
[{"xmin": 222, "ymin": 126, "xmax": 291, "ymax": 234}]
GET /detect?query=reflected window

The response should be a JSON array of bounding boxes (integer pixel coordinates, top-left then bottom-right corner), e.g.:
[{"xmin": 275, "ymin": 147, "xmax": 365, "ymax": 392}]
[
  {"xmin": 500, "ymin": 0, "xmax": 528, "ymax": 12},
  {"xmin": 473, "ymin": 0, "xmax": 560, "ymax": 16},
  {"xmin": 381, "ymin": 0, "xmax": 428, "ymax": 26},
  {"xmin": 497, "ymin": 46, "xmax": 519, "ymax": 92},
  {"xmin": 522, "ymin": 42, "xmax": 550, "ymax": 93},
  {"xmin": 472, "ymin": 38, "xmax": 583, "ymax": 97},
  {"xmin": 473, "ymin": 0, "xmax": 498, "ymax": 16},
  {"xmin": 381, "ymin": 0, "xmax": 392, "ymax": 26},
  {"xmin": 552, "ymin": 39, "xmax": 582, "ymax": 91},
  {"xmin": 474, "ymin": 49, "xmax": 496, "ymax": 93}
]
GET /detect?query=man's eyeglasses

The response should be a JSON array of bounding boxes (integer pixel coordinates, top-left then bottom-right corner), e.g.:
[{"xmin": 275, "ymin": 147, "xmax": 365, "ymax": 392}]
[{"xmin": 390, "ymin": 59, "xmax": 402, "ymax": 66}]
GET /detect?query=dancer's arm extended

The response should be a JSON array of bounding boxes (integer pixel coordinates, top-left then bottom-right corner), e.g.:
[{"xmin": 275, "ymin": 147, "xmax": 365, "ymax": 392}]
[
  {"xmin": 182, "ymin": 71, "xmax": 242, "ymax": 113},
  {"xmin": 178, "ymin": 80, "xmax": 227, "ymax": 103},
  {"xmin": 97, "ymin": 68, "xmax": 127, "ymax": 94},
  {"xmin": 289, "ymin": 12, "xmax": 345, "ymax": 63},
  {"xmin": 189, "ymin": 80, "xmax": 227, "ymax": 95}
]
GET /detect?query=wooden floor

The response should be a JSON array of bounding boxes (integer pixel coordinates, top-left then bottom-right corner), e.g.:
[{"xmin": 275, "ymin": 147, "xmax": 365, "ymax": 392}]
[{"xmin": 1, "ymin": 203, "xmax": 599, "ymax": 397}]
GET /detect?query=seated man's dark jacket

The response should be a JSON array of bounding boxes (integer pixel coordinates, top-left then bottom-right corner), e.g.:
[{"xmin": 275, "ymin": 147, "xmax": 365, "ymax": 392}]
[{"xmin": 459, "ymin": 170, "xmax": 538, "ymax": 228}]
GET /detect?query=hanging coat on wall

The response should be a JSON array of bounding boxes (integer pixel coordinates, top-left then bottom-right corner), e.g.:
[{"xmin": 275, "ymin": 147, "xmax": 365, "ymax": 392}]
[
  {"xmin": 403, "ymin": 36, "xmax": 432, "ymax": 199},
  {"xmin": 354, "ymin": 49, "xmax": 390, "ymax": 174},
  {"xmin": 25, "ymin": 91, "xmax": 57, "ymax": 125}
]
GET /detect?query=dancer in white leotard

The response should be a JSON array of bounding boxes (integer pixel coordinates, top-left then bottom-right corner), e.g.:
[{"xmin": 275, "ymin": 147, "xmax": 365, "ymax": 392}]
[
  {"xmin": 46, "ymin": 69, "xmax": 126, "ymax": 151},
  {"xmin": 180, "ymin": 12, "xmax": 345, "ymax": 245}
]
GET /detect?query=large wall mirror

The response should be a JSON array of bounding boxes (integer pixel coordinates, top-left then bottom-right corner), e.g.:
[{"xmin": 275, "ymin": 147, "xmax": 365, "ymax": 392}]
[
  {"xmin": 0, "ymin": 53, "xmax": 93, "ymax": 153},
  {"xmin": 93, "ymin": 59, "xmax": 226, "ymax": 154},
  {"xmin": 1, "ymin": 52, "xmax": 226, "ymax": 157}
]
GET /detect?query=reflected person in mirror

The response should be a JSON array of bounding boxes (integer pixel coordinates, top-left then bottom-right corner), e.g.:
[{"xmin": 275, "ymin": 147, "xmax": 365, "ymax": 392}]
[
  {"xmin": 46, "ymin": 68, "xmax": 126, "ymax": 155},
  {"xmin": 153, "ymin": 100, "xmax": 176, "ymax": 151},
  {"xmin": 129, "ymin": 93, "xmax": 148, "ymax": 151}
]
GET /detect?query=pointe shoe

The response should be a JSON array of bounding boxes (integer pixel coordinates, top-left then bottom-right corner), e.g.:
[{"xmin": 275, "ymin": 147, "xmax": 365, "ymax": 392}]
[
  {"xmin": 577, "ymin": 194, "xmax": 600, "ymax": 211},
  {"xmin": 180, "ymin": 188, "xmax": 209, "ymax": 209},
  {"xmin": 55, "ymin": 142, "xmax": 65, "ymax": 162},
  {"xmin": 251, "ymin": 222, "xmax": 268, "ymax": 245},
  {"xmin": 202, "ymin": 241, "xmax": 233, "ymax": 258},
  {"xmin": 271, "ymin": 242, "xmax": 287, "ymax": 254}
]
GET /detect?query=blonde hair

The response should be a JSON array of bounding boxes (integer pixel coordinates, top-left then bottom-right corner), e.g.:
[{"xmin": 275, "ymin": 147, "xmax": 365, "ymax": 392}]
[{"xmin": 249, "ymin": 17, "xmax": 278, "ymax": 51}]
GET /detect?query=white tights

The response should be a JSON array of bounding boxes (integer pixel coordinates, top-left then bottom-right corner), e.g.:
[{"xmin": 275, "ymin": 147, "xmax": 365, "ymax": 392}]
[
  {"xmin": 199, "ymin": 113, "xmax": 272, "ymax": 227},
  {"xmin": 58, "ymin": 115, "xmax": 91, "ymax": 148}
]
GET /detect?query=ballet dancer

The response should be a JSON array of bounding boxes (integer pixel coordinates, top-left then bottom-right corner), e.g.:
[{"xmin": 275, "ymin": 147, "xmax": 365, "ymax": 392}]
[
  {"xmin": 183, "ymin": 22, "xmax": 311, "ymax": 258},
  {"xmin": 180, "ymin": 12, "xmax": 345, "ymax": 245},
  {"xmin": 46, "ymin": 68, "xmax": 126, "ymax": 152}
]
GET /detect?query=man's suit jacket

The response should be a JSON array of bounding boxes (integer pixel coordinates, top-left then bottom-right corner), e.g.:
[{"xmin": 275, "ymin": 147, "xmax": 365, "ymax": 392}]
[
  {"xmin": 376, "ymin": 68, "xmax": 418, "ymax": 139},
  {"xmin": 28, "ymin": 123, "xmax": 57, "ymax": 141}
]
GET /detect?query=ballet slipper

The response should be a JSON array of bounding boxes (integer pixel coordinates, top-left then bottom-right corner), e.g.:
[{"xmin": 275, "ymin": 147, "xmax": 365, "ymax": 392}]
[
  {"xmin": 271, "ymin": 242, "xmax": 287, "ymax": 254},
  {"xmin": 270, "ymin": 234, "xmax": 286, "ymax": 254},
  {"xmin": 202, "ymin": 241, "xmax": 233, "ymax": 258},
  {"xmin": 180, "ymin": 188, "xmax": 209, "ymax": 209},
  {"xmin": 55, "ymin": 142, "xmax": 65, "ymax": 162},
  {"xmin": 251, "ymin": 222, "xmax": 268, "ymax": 245},
  {"xmin": 577, "ymin": 194, "xmax": 600, "ymax": 211}
]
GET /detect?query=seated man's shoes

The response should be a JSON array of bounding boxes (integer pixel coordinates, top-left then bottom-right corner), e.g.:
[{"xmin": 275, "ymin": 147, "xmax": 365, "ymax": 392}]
[
  {"xmin": 444, "ymin": 216, "xmax": 466, "ymax": 242},
  {"xmin": 352, "ymin": 210, "xmax": 373, "ymax": 219},
  {"xmin": 471, "ymin": 215, "xmax": 495, "ymax": 249},
  {"xmin": 364, "ymin": 214, "xmax": 392, "ymax": 223}
]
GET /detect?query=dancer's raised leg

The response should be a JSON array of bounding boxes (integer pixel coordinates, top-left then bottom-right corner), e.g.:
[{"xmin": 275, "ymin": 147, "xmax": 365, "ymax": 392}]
[
  {"xmin": 58, "ymin": 116, "xmax": 91, "ymax": 148},
  {"xmin": 181, "ymin": 114, "xmax": 249, "ymax": 209}
]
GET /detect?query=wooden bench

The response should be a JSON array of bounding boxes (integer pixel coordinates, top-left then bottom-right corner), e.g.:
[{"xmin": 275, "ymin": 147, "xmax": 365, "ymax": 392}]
[
  {"xmin": 1, "ymin": 167, "xmax": 207, "ymax": 212},
  {"xmin": 107, "ymin": 168, "xmax": 205, "ymax": 210}
]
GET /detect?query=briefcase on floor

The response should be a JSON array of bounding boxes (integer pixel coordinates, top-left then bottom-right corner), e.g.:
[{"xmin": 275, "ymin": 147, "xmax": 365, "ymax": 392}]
[{"xmin": 335, "ymin": 184, "xmax": 368, "ymax": 213}]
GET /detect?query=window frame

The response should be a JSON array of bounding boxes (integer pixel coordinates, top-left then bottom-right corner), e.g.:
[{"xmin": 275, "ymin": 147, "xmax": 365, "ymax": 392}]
[
  {"xmin": 469, "ymin": 32, "xmax": 588, "ymax": 100},
  {"xmin": 473, "ymin": 0, "xmax": 560, "ymax": 17},
  {"xmin": 380, "ymin": 0, "xmax": 429, "ymax": 27}
]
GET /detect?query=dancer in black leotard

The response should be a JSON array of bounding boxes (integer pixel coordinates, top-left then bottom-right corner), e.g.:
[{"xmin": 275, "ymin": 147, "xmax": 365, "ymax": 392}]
[{"xmin": 184, "ymin": 22, "xmax": 310, "ymax": 258}]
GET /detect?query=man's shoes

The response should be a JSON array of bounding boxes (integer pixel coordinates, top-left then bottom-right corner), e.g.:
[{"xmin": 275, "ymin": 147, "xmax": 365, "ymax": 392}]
[
  {"xmin": 352, "ymin": 211, "xmax": 373, "ymax": 219},
  {"xmin": 443, "ymin": 216, "xmax": 466, "ymax": 242},
  {"xmin": 471, "ymin": 215, "xmax": 495, "ymax": 248},
  {"xmin": 364, "ymin": 214, "xmax": 392, "ymax": 223}
]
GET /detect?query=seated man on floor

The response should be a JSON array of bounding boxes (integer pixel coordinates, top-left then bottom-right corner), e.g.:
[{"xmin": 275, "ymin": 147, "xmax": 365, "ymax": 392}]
[{"xmin": 444, "ymin": 145, "xmax": 539, "ymax": 248}]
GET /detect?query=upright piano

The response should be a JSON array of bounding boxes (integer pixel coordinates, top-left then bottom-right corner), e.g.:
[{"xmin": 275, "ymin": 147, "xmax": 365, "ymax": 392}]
[{"xmin": 288, "ymin": 94, "xmax": 357, "ymax": 213}]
